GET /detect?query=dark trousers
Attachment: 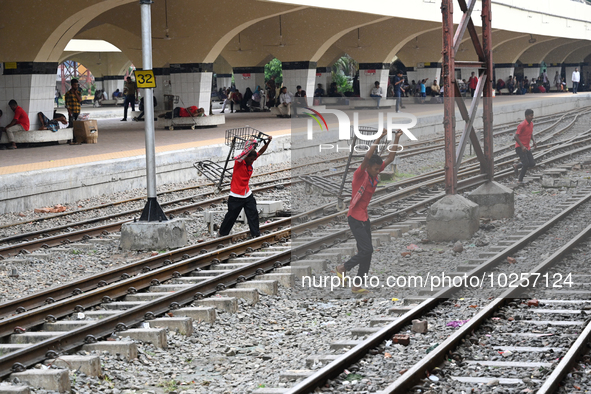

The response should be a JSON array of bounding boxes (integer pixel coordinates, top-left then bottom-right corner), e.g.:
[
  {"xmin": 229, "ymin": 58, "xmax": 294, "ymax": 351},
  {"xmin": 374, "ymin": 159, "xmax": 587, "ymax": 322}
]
[
  {"xmin": 230, "ymin": 100, "xmax": 241, "ymax": 112},
  {"xmin": 573, "ymin": 82, "xmax": 579, "ymax": 94},
  {"xmin": 68, "ymin": 112, "xmax": 79, "ymax": 128},
  {"xmin": 123, "ymin": 95, "xmax": 136, "ymax": 119},
  {"xmin": 515, "ymin": 147, "xmax": 535, "ymax": 182},
  {"xmin": 343, "ymin": 216, "xmax": 373, "ymax": 279},
  {"xmin": 219, "ymin": 194, "xmax": 260, "ymax": 237}
]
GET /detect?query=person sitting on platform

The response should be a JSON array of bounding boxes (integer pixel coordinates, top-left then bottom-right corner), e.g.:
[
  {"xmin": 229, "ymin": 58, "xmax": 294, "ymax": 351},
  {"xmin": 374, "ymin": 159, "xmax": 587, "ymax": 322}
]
[
  {"xmin": 370, "ymin": 81, "xmax": 383, "ymax": 109},
  {"xmin": 430, "ymin": 80, "xmax": 440, "ymax": 97},
  {"xmin": 328, "ymin": 82, "xmax": 342, "ymax": 97},
  {"xmin": 217, "ymin": 135, "xmax": 272, "ymax": 238},
  {"xmin": 133, "ymin": 96, "xmax": 158, "ymax": 121},
  {"xmin": 0, "ymin": 100, "xmax": 30, "ymax": 150},
  {"xmin": 38, "ymin": 112, "xmax": 68, "ymax": 131},
  {"xmin": 276, "ymin": 86, "xmax": 293, "ymax": 118},
  {"xmin": 314, "ymin": 83, "xmax": 325, "ymax": 97},
  {"xmin": 496, "ymin": 78, "xmax": 505, "ymax": 94},
  {"xmin": 229, "ymin": 89, "xmax": 243, "ymax": 113}
]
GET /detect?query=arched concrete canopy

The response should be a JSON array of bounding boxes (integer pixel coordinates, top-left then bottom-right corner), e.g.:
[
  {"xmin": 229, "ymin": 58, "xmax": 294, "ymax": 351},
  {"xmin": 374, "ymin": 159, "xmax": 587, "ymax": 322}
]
[
  {"xmin": 317, "ymin": 47, "xmax": 347, "ymax": 68},
  {"xmin": 545, "ymin": 40, "xmax": 589, "ymax": 63},
  {"xmin": 219, "ymin": 8, "xmax": 386, "ymax": 67},
  {"xmin": 518, "ymin": 38, "xmax": 576, "ymax": 64},
  {"xmin": 60, "ymin": 51, "xmax": 132, "ymax": 78},
  {"xmin": 492, "ymin": 34, "xmax": 556, "ymax": 63},
  {"xmin": 394, "ymin": 28, "xmax": 444, "ymax": 66},
  {"xmin": 74, "ymin": 0, "xmax": 303, "ymax": 67},
  {"xmin": 71, "ymin": 25, "xmax": 143, "ymax": 67},
  {"xmin": 333, "ymin": 22, "xmax": 441, "ymax": 65},
  {"xmin": 563, "ymin": 43, "xmax": 591, "ymax": 63}
]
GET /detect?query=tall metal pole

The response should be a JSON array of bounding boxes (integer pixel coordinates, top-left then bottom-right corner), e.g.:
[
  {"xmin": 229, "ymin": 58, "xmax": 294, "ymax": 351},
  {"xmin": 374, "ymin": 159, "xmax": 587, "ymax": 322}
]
[
  {"xmin": 139, "ymin": 0, "xmax": 167, "ymax": 221},
  {"xmin": 442, "ymin": 0, "xmax": 456, "ymax": 195},
  {"xmin": 481, "ymin": 0, "xmax": 494, "ymax": 181}
]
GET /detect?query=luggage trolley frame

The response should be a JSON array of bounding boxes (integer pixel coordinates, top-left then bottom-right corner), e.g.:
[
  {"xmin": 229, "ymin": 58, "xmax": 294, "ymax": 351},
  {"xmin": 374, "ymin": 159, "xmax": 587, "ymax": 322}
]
[
  {"xmin": 299, "ymin": 126, "xmax": 386, "ymax": 210},
  {"xmin": 167, "ymin": 95, "xmax": 199, "ymax": 130},
  {"xmin": 193, "ymin": 126, "xmax": 270, "ymax": 191}
]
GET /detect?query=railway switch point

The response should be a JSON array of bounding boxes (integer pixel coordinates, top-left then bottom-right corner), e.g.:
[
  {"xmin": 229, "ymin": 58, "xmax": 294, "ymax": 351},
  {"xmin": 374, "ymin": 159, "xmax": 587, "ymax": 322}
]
[
  {"xmin": 9, "ymin": 369, "xmax": 70, "ymax": 393},
  {"xmin": 467, "ymin": 181, "xmax": 515, "ymax": 219},
  {"xmin": 45, "ymin": 355, "xmax": 102, "ymax": 377},
  {"xmin": 119, "ymin": 218, "xmax": 187, "ymax": 251},
  {"xmin": 426, "ymin": 194, "xmax": 480, "ymax": 241}
]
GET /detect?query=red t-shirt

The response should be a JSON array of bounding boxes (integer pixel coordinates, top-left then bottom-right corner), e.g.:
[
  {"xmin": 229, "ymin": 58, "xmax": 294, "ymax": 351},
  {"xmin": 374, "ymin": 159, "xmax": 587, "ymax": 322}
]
[
  {"xmin": 469, "ymin": 76, "xmax": 478, "ymax": 89},
  {"xmin": 230, "ymin": 153, "xmax": 259, "ymax": 196},
  {"xmin": 14, "ymin": 106, "xmax": 30, "ymax": 131},
  {"xmin": 515, "ymin": 119, "xmax": 534, "ymax": 149},
  {"xmin": 179, "ymin": 106, "xmax": 198, "ymax": 117},
  {"xmin": 348, "ymin": 162, "xmax": 386, "ymax": 222}
]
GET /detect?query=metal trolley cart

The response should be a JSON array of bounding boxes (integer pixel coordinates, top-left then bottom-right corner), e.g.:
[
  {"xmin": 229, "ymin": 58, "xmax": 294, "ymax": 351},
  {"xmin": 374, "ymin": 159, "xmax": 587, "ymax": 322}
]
[
  {"xmin": 194, "ymin": 126, "xmax": 271, "ymax": 192},
  {"xmin": 164, "ymin": 95, "xmax": 199, "ymax": 130},
  {"xmin": 299, "ymin": 126, "xmax": 388, "ymax": 210}
]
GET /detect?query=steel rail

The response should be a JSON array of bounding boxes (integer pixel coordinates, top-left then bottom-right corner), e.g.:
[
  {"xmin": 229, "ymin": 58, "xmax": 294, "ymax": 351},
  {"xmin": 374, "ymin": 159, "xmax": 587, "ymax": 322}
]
[{"xmin": 0, "ymin": 234, "xmax": 292, "ymax": 379}]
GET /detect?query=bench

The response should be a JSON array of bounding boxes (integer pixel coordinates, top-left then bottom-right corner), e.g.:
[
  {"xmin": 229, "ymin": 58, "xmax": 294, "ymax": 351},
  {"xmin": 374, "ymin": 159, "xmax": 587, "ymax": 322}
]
[
  {"xmin": 0, "ymin": 127, "xmax": 73, "ymax": 144},
  {"xmin": 349, "ymin": 98, "xmax": 397, "ymax": 109},
  {"xmin": 157, "ymin": 114, "xmax": 225, "ymax": 130}
]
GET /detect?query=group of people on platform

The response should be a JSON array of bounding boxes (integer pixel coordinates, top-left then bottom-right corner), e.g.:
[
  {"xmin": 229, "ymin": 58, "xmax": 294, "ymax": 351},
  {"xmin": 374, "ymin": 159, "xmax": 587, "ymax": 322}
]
[{"xmin": 495, "ymin": 68, "xmax": 583, "ymax": 95}]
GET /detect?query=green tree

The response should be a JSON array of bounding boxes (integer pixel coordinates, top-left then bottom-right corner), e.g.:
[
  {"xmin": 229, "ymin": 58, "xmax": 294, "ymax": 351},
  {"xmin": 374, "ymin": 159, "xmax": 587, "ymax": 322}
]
[
  {"xmin": 265, "ymin": 58, "xmax": 283, "ymax": 85},
  {"xmin": 332, "ymin": 55, "xmax": 358, "ymax": 79},
  {"xmin": 331, "ymin": 73, "xmax": 353, "ymax": 94}
]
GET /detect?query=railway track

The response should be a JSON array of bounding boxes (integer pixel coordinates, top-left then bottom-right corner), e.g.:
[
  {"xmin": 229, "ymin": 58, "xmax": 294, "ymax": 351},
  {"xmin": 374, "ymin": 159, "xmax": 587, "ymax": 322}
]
[{"xmin": 0, "ymin": 110, "xmax": 590, "ymax": 392}]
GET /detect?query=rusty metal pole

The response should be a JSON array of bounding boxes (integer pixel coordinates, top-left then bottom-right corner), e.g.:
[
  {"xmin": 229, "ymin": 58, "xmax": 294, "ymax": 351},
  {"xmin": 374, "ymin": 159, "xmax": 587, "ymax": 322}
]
[
  {"xmin": 442, "ymin": 0, "xmax": 456, "ymax": 194},
  {"xmin": 481, "ymin": 0, "xmax": 494, "ymax": 180}
]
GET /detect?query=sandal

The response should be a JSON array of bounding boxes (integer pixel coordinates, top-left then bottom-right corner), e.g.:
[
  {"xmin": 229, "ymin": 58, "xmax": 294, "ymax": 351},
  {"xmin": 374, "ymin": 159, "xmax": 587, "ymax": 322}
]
[
  {"xmin": 352, "ymin": 288, "xmax": 372, "ymax": 295},
  {"xmin": 335, "ymin": 265, "xmax": 349, "ymax": 287}
]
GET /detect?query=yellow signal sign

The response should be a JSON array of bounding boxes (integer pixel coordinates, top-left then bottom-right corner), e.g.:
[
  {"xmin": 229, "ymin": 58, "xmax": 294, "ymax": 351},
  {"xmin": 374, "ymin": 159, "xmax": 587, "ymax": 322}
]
[{"xmin": 134, "ymin": 70, "xmax": 157, "ymax": 88}]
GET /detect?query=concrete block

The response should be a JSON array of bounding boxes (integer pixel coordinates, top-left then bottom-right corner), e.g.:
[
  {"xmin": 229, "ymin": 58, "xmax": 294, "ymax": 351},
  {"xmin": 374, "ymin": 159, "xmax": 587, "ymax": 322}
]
[
  {"xmin": 467, "ymin": 181, "xmax": 514, "ymax": 219},
  {"xmin": 122, "ymin": 328, "xmax": 168, "ymax": 349},
  {"xmin": 279, "ymin": 370, "xmax": 313, "ymax": 380},
  {"xmin": 259, "ymin": 273, "xmax": 295, "ymax": 287},
  {"xmin": 172, "ymin": 307, "xmax": 217, "ymax": 324},
  {"xmin": 80, "ymin": 310, "xmax": 119, "ymax": 320},
  {"xmin": 305, "ymin": 355, "xmax": 339, "ymax": 367},
  {"xmin": 219, "ymin": 288, "xmax": 259, "ymax": 305},
  {"xmin": 120, "ymin": 218, "xmax": 187, "ymax": 251},
  {"xmin": 47, "ymin": 355, "xmax": 102, "ymax": 377},
  {"xmin": 375, "ymin": 228, "xmax": 402, "ymax": 238},
  {"xmin": 372, "ymin": 232, "xmax": 391, "ymax": 243},
  {"xmin": 276, "ymin": 266, "xmax": 311, "ymax": 280},
  {"xmin": 412, "ymin": 319, "xmax": 428, "ymax": 333},
  {"xmin": 10, "ymin": 369, "xmax": 70, "ymax": 393},
  {"xmin": 291, "ymin": 259, "xmax": 327, "ymax": 273},
  {"xmin": 328, "ymin": 246, "xmax": 356, "ymax": 256},
  {"xmin": 196, "ymin": 297, "xmax": 238, "ymax": 313},
  {"xmin": 125, "ymin": 293, "xmax": 168, "ymax": 301},
  {"xmin": 541, "ymin": 176, "xmax": 578, "ymax": 188},
  {"xmin": 43, "ymin": 321, "xmax": 91, "ymax": 331},
  {"xmin": 0, "ymin": 345, "xmax": 28, "ymax": 356},
  {"xmin": 10, "ymin": 332, "xmax": 67, "ymax": 344},
  {"xmin": 350, "ymin": 327, "xmax": 380, "ymax": 336},
  {"xmin": 426, "ymin": 194, "xmax": 479, "ymax": 241},
  {"xmin": 150, "ymin": 317, "xmax": 194, "ymax": 336},
  {"xmin": 236, "ymin": 280, "xmax": 278, "ymax": 295},
  {"xmin": 102, "ymin": 301, "xmax": 146, "ymax": 310},
  {"xmin": 312, "ymin": 252, "xmax": 341, "ymax": 263},
  {"xmin": 257, "ymin": 200, "xmax": 284, "ymax": 218},
  {"xmin": 0, "ymin": 127, "xmax": 73, "ymax": 144},
  {"xmin": 149, "ymin": 284, "xmax": 195, "ymax": 292},
  {"xmin": 0, "ymin": 386, "xmax": 31, "ymax": 394}
]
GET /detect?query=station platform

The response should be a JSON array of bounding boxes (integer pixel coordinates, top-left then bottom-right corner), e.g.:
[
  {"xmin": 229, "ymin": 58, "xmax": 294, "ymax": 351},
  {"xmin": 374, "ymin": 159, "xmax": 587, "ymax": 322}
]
[{"xmin": 0, "ymin": 92, "xmax": 589, "ymax": 214}]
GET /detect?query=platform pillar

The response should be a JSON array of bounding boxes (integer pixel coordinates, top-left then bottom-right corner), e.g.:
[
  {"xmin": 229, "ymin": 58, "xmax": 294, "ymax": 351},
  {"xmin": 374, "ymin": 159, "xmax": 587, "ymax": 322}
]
[
  {"xmin": 216, "ymin": 73, "xmax": 232, "ymax": 90},
  {"xmin": 315, "ymin": 67, "xmax": 331, "ymax": 97},
  {"xmin": 169, "ymin": 63, "xmax": 213, "ymax": 110},
  {"xmin": 358, "ymin": 63, "xmax": 389, "ymax": 101}
]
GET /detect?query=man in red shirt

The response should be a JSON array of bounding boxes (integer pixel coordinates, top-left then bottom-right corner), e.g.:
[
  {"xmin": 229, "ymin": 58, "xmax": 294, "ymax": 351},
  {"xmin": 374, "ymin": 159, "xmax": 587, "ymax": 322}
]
[
  {"xmin": 468, "ymin": 72, "xmax": 478, "ymax": 97},
  {"xmin": 218, "ymin": 136, "xmax": 272, "ymax": 238},
  {"xmin": 513, "ymin": 109, "xmax": 537, "ymax": 184},
  {"xmin": 336, "ymin": 128, "xmax": 403, "ymax": 294},
  {"xmin": 0, "ymin": 100, "xmax": 30, "ymax": 149}
]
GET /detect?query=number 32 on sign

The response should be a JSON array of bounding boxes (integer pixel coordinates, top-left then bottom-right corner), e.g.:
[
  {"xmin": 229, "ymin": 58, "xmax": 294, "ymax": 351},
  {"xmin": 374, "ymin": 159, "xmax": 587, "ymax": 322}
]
[{"xmin": 133, "ymin": 70, "xmax": 157, "ymax": 88}]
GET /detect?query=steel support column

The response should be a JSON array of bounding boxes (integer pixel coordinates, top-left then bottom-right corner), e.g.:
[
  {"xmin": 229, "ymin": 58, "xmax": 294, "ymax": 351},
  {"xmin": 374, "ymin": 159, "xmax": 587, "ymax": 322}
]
[{"xmin": 442, "ymin": 0, "xmax": 494, "ymax": 193}]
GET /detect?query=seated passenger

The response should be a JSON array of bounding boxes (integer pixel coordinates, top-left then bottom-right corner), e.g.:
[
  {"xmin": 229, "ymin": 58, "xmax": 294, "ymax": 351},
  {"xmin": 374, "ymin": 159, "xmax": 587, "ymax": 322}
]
[
  {"xmin": 314, "ymin": 83, "xmax": 325, "ymax": 97},
  {"xmin": 38, "ymin": 112, "xmax": 68, "ymax": 131},
  {"xmin": 328, "ymin": 82, "xmax": 342, "ymax": 97},
  {"xmin": 0, "ymin": 99, "xmax": 30, "ymax": 149},
  {"xmin": 133, "ymin": 96, "xmax": 158, "ymax": 121},
  {"xmin": 242, "ymin": 88, "xmax": 253, "ymax": 112},
  {"xmin": 496, "ymin": 79, "xmax": 505, "ymax": 94}
]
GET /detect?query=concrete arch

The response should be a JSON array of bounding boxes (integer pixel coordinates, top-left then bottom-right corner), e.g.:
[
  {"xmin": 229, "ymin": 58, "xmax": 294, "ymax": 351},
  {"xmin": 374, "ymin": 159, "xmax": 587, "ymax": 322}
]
[
  {"xmin": 545, "ymin": 40, "xmax": 589, "ymax": 63},
  {"xmin": 73, "ymin": 24, "xmax": 143, "ymax": 67},
  {"xmin": 518, "ymin": 38, "xmax": 576, "ymax": 64},
  {"xmin": 492, "ymin": 34, "xmax": 556, "ymax": 63},
  {"xmin": 60, "ymin": 52, "xmax": 132, "ymax": 78},
  {"xmin": 34, "ymin": 0, "xmax": 136, "ymax": 63},
  {"xmin": 564, "ymin": 43, "xmax": 591, "ymax": 63}
]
